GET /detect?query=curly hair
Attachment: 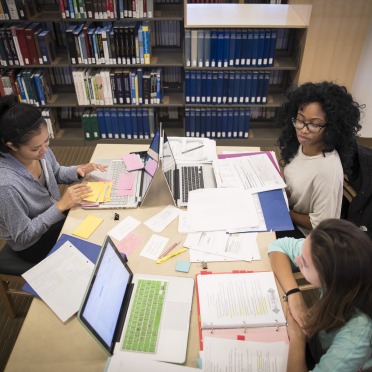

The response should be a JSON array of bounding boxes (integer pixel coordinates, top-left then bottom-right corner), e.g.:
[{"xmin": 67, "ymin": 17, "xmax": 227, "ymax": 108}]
[
  {"xmin": 304, "ymin": 219, "xmax": 372, "ymax": 337},
  {"xmin": 276, "ymin": 82, "xmax": 363, "ymax": 173}
]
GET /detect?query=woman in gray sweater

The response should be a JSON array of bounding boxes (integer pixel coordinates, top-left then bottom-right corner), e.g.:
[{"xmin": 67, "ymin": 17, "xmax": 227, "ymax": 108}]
[{"xmin": 0, "ymin": 96, "xmax": 105, "ymax": 263}]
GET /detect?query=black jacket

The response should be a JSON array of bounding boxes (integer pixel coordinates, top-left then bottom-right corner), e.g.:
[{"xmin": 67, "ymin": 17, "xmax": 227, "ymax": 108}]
[{"xmin": 346, "ymin": 144, "xmax": 372, "ymax": 238}]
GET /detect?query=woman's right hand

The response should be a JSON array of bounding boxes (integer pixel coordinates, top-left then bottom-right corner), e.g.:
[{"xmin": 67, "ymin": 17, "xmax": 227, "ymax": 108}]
[
  {"xmin": 56, "ymin": 183, "xmax": 92, "ymax": 212},
  {"xmin": 287, "ymin": 292, "xmax": 308, "ymax": 329}
]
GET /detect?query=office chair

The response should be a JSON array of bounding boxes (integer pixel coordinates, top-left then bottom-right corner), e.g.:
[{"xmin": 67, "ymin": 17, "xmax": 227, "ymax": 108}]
[{"xmin": 0, "ymin": 243, "xmax": 34, "ymax": 318}]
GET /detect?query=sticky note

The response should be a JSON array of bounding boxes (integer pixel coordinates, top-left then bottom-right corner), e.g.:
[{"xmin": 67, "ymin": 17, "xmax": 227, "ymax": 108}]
[
  {"xmin": 123, "ymin": 153, "xmax": 144, "ymax": 171},
  {"xmin": 72, "ymin": 215, "xmax": 104, "ymax": 239},
  {"xmin": 175, "ymin": 260, "xmax": 191, "ymax": 273}
]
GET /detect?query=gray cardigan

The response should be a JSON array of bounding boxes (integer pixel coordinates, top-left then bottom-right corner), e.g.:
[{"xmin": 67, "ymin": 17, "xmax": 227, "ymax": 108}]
[{"xmin": 0, "ymin": 149, "xmax": 80, "ymax": 251}]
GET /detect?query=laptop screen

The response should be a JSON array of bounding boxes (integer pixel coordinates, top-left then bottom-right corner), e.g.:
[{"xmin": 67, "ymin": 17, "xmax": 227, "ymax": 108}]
[
  {"xmin": 161, "ymin": 131, "xmax": 178, "ymax": 202},
  {"xmin": 140, "ymin": 127, "xmax": 161, "ymax": 202},
  {"xmin": 78, "ymin": 236, "xmax": 133, "ymax": 355}
]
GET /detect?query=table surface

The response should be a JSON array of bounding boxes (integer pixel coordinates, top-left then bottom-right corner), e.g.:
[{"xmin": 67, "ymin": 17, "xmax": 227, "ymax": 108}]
[{"xmin": 6, "ymin": 144, "xmax": 278, "ymax": 372}]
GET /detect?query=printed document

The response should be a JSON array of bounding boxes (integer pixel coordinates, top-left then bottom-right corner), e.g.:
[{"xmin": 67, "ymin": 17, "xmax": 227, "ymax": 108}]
[
  {"xmin": 213, "ymin": 153, "xmax": 286, "ymax": 193},
  {"xmin": 22, "ymin": 241, "xmax": 94, "ymax": 322},
  {"xmin": 202, "ymin": 337, "xmax": 288, "ymax": 372}
]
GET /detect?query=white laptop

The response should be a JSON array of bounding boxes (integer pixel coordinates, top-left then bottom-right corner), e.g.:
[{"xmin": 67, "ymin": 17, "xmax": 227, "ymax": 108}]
[
  {"xmin": 78, "ymin": 236, "xmax": 194, "ymax": 364},
  {"xmin": 84, "ymin": 128, "xmax": 161, "ymax": 209},
  {"xmin": 162, "ymin": 131, "xmax": 217, "ymax": 207}
]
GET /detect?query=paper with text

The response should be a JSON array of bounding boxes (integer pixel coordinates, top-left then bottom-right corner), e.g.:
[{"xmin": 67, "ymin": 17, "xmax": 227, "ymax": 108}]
[
  {"xmin": 202, "ymin": 337, "xmax": 288, "ymax": 372},
  {"xmin": 213, "ymin": 153, "xmax": 286, "ymax": 193},
  {"xmin": 107, "ymin": 216, "xmax": 141, "ymax": 241},
  {"xmin": 140, "ymin": 234, "xmax": 169, "ymax": 260},
  {"xmin": 184, "ymin": 231, "xmax": 260, "ymax": 261},
  {"xmin": 144, "ymin": 204, "xmax": 179, "ymax": 232},
  {"xmin": 197, "ymin": 271, "xmax": 286, "ymax": 329},
  {"xmin": 22, "ymin": 241, "xmax": 94, "ymax": 322}
]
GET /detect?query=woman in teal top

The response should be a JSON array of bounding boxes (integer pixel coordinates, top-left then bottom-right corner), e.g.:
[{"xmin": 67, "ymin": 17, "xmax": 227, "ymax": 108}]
[{"xmin": 268, "ymin": 219, "xmax": 372, "ymax": 371}]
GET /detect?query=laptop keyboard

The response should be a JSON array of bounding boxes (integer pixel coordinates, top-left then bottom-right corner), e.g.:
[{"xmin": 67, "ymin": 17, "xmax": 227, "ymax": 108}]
[
  {"xmin": 182, "ymin": 166, "xmax": 204, "ymax": 203},
  {"xmin": 122, "ymin": 279, "xmax": 168, "ymax": 353}
]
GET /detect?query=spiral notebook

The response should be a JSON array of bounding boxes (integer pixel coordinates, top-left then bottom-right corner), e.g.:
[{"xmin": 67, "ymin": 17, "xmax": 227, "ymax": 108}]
[{"xmin": 195, "ymin": 270, "xmax": 288, "ymax": 350}]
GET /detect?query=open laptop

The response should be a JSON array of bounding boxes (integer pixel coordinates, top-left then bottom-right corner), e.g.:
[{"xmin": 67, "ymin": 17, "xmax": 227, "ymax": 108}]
[
  {"xmin": 78, "ymin": 236, "xmax": 194, "ymax": 363},
  {"xmin": 84, "ymin": 128, "xmax": 161, "ymax": 209},
  {"xmin": 162, "ymin": 131, "xmax": 217, "ymax": 207}
]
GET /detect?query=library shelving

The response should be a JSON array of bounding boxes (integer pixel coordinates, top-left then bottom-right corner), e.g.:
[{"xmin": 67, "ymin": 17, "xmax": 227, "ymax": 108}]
[
  {"xmin": 0, "ymin": 1, "xmax": 311, "ymax": 146},
  {"xmin": 183, "ymin": 3, "xmax": 312, "ymax": 144}
]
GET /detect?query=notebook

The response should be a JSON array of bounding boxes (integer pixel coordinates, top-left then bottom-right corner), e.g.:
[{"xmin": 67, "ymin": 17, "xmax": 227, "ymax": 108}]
[
  {"xmin": 78, "ymin": 236, "xmax": 194, "ymax": 364},
  {"xmin": 162, "ymin": 131, "xmax": 217, "ymax": 207},
  {"xmin": 84, "ymin": 128, "xmax": 161, "ymax": 209}
]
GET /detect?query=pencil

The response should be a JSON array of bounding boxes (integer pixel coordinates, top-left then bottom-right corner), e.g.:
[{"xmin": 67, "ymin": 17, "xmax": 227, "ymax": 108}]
[
  {"xmin": 158, "ymin": 240, "xmax": 182, "ymax": 259},
  {"xmin": 181, "ymin": 144, "xmax": 204, "ymax": 154}
]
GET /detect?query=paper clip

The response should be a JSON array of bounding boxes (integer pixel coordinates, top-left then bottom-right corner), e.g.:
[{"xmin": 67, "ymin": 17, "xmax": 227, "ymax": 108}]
[
  {"xmin": 243, "ymin": 321, "xmax": 247, "ymax": 334},
  {"xmin": 210, "ymin": 323, "xmax": 214, "ymax": 334},
  {"xmin": 275, "ymin": 320, "xmax": 279, "ymax": 332}
]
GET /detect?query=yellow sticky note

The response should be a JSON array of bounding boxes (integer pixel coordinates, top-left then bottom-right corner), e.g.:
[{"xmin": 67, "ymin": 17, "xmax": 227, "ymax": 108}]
[
  {"xmin": 97, "ymin": 182, "xmax": 112, "ymax": 203},
  {"xmin": 83, "ymin": 182, "xmax": 105, "ymax": 202},
  {"xmin": 72, "ymin": 215, "xmax": 104, "ymax": 239}
]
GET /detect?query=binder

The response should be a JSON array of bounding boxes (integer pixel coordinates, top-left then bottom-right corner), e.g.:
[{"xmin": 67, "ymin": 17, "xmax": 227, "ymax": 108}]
[
  {"xmin": 196, "ymin": 270, "xmax": 288, "ymax": 351},
  {"xmin": 22, "ymin": 234, "xmax": 102, "ymax": 296}
]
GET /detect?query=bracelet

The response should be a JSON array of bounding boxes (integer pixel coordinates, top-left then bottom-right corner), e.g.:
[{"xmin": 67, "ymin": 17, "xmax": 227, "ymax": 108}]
[{"xmin": 282, "ymin": 288, "xmax": 301, "ymax": 301}]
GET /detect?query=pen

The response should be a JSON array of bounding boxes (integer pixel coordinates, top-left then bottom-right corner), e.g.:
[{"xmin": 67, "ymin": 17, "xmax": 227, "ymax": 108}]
[
  {"xmin": 158, "ymin": 240, "xmax": 182, "ymax": 259},
  {"xmin": 156, "ymin": 248, "xmax": 187, "ymax": 264},
  {"xmin": 181, "ymin": 144, "xmax": 204, "ymax": 154}
]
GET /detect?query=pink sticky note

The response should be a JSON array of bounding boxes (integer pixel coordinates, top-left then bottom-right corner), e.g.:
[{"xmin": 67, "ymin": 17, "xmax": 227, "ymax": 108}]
[
  {"xmin": 144, "ymin": 158, "xmax": 158, "ymax": 176},
  {"xmin": 118, "ymin": 173, "xmax": 135, "ymax": 190},
  {"xmin": 123, "ymin": 153, "xmax": 144, "ymax": 171},
  {"xmin": 117, "ymin": 232, "xmax": 144, "ymax": 255}
]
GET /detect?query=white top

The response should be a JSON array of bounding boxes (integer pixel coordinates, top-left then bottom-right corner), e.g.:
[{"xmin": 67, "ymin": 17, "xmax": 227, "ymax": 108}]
[{"xmin": 284, "ymin": 145, "xmax": 344, "ymax": 236}]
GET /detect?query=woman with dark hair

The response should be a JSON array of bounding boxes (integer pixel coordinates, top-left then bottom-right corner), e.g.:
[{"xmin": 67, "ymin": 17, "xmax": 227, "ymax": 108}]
[
  {"xmin": 269, "ymin": 219, "xmax": 372, "ymax": 371},
  {"xmin": 0, "ymin": 95, "xmax": 106, "ymax": 263},
  {"xmin": 276, "ymin": 81, "xmax": 363, "ymax": 238}
]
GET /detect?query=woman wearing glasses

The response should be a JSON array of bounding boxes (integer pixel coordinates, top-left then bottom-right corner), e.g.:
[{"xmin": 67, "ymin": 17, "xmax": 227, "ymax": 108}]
[{"xmin": 275, "ymin": 81, "xmax": 363, "ymax": 238}]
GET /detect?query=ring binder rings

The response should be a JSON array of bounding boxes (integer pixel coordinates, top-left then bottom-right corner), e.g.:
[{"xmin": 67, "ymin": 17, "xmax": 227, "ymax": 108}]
[{"xmin": 196, "ymin": 270, "xmax": 288, "ymax": 350}]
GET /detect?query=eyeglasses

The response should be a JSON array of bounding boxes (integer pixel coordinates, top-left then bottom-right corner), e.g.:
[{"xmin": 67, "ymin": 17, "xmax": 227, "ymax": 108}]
[{"xmin": 292, "ymin": 118, "xmax": 327, "ymax": 134}]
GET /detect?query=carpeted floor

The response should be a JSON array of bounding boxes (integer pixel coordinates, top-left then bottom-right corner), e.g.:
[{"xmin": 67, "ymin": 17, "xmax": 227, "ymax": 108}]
[{"xmin": 0, "ymin": 145, "xmax": 95, "ymax": 372}]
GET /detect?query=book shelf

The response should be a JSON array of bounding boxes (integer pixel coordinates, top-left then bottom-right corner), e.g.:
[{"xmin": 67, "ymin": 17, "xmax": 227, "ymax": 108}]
[
  {"xmin": 0, "ymin": 2, "xmax": 311, "ymax": 146},
  {"xmin": 183, "ymin": 3, "xmax": 312, "ymax": 144}
]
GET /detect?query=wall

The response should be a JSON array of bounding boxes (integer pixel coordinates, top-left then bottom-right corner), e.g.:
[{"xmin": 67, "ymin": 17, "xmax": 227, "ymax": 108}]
[
  {"xmin": 290, "ymin": 0, "xmax": 372, "ymax": 138},
  {"xmin": 352, "ymin": 18, "xmax": 372, "ymax": 138}
]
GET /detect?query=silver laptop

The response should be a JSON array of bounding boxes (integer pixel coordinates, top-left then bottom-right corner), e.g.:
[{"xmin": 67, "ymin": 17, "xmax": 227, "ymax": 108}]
[
  {"xmin": 78, "ymin": 236, "xmax": 194, "ymax": 363},
  {"xmin": 84, "ymin": 128, "xmax": 161, "ymax": 209},
  {"xmin": 162, "ymin": 131, "xmax": 217, "ymax": 207}
]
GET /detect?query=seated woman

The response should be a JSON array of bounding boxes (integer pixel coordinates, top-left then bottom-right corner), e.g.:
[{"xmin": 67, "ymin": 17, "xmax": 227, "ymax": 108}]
[
  {"xmin": 269, "ymin": 219, "xmax": 372, "ymax": 371},
  {"xmin": 0, "ymin": 95, "xmax": 106, "ymax": 263},
  {"xmin": 276, "ymin": 82, "xmax": 364, "ymax": 238}
]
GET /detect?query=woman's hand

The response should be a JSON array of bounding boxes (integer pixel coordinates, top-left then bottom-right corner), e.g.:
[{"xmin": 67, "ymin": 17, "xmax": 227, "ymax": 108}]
[
  {"xmin": 287, "ymin": 306, "xmax": 307, "ymax": 343},
  {"xmin": 287, "ymin": 292, "xmax": 308, "ymax": 329},
  {"xmin": 76, "ymin": 163, "xmax": 108, "ymax": 177},
  {"xmin": 56, "ymin": 183, "xmax": 92, "ymax": 212}
]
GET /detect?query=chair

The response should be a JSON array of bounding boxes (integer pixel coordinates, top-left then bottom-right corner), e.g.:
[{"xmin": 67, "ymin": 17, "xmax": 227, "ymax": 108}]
[{"xmin": 0, "ymin": 244, "xmax": 34, "ymax": 318}]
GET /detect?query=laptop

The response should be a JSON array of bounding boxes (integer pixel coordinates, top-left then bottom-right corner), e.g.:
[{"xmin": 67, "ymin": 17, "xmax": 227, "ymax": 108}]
[
  {"xmin": 78, "ymin": 236, "xmax": 194, "ymax": 364},
  {"xmin": 161, "ymin": 131, "xmax": 217, "ymax": 207},
  {"xmin": 84, "ymin": 128, "xmax": 161, "ymax": 209}
]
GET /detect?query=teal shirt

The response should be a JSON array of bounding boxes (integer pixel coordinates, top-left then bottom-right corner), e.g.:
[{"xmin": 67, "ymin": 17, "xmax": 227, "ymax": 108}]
[{"xmin": 268, "ymin": 238, "xmax": 372, "ymax": 371}]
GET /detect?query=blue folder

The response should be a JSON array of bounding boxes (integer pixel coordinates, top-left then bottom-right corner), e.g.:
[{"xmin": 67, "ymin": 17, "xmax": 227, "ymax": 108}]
[{"xmin": 22, "ymin": 234, "xmax": 102, "ymax": 296}]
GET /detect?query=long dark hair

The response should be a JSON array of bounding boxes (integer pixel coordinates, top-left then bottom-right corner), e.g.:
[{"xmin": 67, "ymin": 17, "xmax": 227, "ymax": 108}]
[
  {"xmin": 276, "ymin": 82, "xmax": 363, "ymax": 173},
  {"xmin": 0, "ymin": 95, "xmax": 45, "ymax": 154},
  {"xmin": 304, "ymin": 219, "xmax": 372, "ymax": 336}
]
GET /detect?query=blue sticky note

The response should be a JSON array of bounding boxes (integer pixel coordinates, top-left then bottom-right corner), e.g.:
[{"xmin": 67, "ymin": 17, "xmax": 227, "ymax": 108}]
[
  {"xmin": 197, "ymin": 357, "xmax": 203, "ymax": 369},
  {"xmin": 176, "ymin": 260, "xmax": 191, "ymax": 273}
]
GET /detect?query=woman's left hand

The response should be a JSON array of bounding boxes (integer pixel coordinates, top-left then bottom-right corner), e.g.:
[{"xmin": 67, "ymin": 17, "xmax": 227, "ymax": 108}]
[
  {"xmin": 287, "ymin": 306, "xmax": 307, "ymax": 342},
  {"xmin": 76, "ymin": 163, "xmax": 108, "ymax": 178}
]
